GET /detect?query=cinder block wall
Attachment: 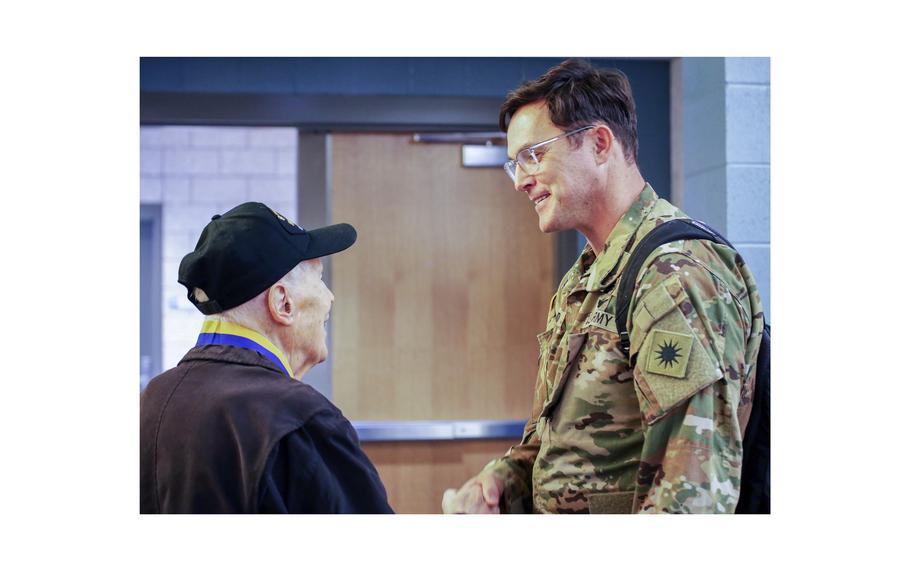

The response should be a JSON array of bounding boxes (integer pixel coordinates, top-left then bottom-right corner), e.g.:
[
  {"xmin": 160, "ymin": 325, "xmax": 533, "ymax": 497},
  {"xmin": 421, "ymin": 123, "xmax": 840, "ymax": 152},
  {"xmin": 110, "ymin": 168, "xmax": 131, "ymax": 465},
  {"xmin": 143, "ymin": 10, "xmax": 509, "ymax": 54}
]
[
  {"xmin": 140, "ymin": 126, "xmax": 297, "ymax": 369},
  {"xmin": 682, "ymin": 57, "xmax": 771, "ymax": 322}
]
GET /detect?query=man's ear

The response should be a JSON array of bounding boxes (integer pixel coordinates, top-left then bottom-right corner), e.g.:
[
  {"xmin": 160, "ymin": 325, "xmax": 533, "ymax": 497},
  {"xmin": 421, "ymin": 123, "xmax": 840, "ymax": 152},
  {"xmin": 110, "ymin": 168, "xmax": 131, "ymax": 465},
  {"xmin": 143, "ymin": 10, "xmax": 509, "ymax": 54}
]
[
  {"xmin": 267, "ymin": 283, "xmax": 294, "ymax": 326},
  {"xmin": 592, "ymin": 124, "xmax": 614, "ymax": 165}
]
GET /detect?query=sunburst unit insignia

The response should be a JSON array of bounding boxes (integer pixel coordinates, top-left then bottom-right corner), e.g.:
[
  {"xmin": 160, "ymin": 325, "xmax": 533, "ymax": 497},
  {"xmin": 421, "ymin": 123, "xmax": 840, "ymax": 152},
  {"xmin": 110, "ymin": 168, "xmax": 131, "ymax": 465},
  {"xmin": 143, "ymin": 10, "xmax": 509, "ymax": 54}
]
[
  {"xmin": 655, "ymin": 339, "xmax": 682, "ymax": 368},
  {"xmin": 645, "ymin": 330, "xmax": 694, "ymax": 378}
]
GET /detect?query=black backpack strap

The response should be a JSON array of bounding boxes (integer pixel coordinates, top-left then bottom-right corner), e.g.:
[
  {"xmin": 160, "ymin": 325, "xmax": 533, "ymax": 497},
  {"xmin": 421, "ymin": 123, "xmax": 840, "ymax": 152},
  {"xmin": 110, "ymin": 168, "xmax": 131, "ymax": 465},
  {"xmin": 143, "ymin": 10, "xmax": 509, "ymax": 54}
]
[
  {"xmin": 615, "ymin": 218, "xmax": 731, "ymax": 357},
  {"xmin": 736, "ymin": 322, "xmax": 771, "ymax": 513}
]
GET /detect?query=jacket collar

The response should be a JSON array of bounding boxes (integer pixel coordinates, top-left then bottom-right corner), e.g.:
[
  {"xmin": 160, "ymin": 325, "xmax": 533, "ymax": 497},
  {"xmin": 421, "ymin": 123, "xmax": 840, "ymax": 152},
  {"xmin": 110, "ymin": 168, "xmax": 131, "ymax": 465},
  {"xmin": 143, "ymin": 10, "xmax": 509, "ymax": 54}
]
[
  {"xmin": 575, "ymin": 184, "xmax": 659, "ymax": 293},
  {"xmin": 189, "ymin": 320, "xmax": 295, "ymax": 378}
]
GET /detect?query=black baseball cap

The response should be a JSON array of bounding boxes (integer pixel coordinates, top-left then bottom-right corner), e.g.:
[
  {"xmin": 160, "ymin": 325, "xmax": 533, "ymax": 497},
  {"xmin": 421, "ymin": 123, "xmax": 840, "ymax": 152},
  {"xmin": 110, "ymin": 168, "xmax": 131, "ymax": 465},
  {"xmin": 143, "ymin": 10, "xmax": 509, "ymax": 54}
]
[{"xmin": 178, "ymin": 202, "xmax": 356, "ymax": 315}]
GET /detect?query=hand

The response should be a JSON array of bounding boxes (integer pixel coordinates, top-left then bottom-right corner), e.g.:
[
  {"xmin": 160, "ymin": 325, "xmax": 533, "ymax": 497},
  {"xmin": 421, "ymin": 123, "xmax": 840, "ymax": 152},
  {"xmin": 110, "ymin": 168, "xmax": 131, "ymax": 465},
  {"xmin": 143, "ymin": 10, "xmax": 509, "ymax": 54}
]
[{"xmin": 441, "ymin": 470, "xmax": 503, "ymax": 514}]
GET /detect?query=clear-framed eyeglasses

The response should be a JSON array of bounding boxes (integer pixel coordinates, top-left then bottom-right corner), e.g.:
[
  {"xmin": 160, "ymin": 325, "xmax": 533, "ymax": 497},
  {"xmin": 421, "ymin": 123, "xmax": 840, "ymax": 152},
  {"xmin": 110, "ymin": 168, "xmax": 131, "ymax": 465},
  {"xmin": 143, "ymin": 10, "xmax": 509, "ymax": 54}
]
[{"xmin": 503, "ymin": 125, "xmax": 595, "ymax": 183}]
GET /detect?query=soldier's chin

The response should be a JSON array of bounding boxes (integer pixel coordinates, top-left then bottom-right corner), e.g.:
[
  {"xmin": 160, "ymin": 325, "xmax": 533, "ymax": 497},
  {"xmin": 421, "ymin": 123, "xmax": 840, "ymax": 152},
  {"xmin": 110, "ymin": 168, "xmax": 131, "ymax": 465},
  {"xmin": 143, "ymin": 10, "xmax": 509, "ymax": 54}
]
[{"xmin": 538, "ymin": 214, "xmax": 558, "ymax": 234}]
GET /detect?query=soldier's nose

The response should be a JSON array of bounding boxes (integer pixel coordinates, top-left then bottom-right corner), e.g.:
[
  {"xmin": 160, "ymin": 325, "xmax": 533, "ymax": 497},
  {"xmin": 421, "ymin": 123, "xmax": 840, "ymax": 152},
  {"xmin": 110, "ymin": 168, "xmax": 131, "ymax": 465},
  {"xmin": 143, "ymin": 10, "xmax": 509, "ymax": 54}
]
[{"xmin": 514, "ymin": 170, "xmax": 535, "ymax": 193}]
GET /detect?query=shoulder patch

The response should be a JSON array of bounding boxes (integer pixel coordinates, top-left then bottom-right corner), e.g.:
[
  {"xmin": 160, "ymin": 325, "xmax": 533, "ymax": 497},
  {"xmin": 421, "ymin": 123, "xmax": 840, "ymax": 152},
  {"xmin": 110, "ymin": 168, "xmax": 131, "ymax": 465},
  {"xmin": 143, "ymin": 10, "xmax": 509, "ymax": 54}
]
[{"xmin": 644, "ymin": 330, "xmax": 693, "ymax": 378}]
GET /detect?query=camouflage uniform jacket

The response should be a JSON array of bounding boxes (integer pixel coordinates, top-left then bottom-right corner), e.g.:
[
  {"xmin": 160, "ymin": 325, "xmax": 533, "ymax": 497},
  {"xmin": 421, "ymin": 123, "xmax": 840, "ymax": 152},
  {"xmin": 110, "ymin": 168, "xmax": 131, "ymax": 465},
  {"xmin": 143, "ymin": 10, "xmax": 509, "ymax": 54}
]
[{"xmin": 486, "ymin": 185, "xmax": 764, "ymax": 513}]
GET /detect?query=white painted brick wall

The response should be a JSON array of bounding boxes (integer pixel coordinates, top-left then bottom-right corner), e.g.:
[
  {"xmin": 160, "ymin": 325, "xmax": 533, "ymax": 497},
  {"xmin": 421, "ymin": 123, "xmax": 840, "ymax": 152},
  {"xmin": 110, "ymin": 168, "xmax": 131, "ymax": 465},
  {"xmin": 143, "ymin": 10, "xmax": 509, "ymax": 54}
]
[
  {"xmin": 248, "ymin": 127, "xmax": 296, "ymax": 148},
  {"xmin": 221, "ymin": 149, "xmax": 277, "ymax": 174},
  {"xmin": 141, "ymin": 128, "xmax": 190, "ymax": 147},
  {"xmin": 248, "ymin": 176, "xmax": 293, "ymax": 197},
  {"xmin": 190, "ymin": 127, "xmax": 248, "ymax": 148},
  {"xmin": 190, "ymin": 176, "xmax": 247, "ymax": 203},
  {"xmin": 161, "ymin": 176, "xmax": 191, "ymax": 203},
  {"xmin": 725, "ymin": 58, "xmax": 771, "ymax": 321},
  {"xmin": 164, "ymin": 149, "xmax": 220, "ymax": 175},
  {"xmin": 140, "ymin": 126, "xmax": 298, "ymax": 370},
  {"xmin": 140, "ymin": 176, "xmax": 162, "ymax": 202},
  {"xmin": 681, "ymin": 58, "xmax": 771, "ymax": 321},
  {"xmin": 140, "ymin": 149, "xmax": 162, "ymax": 175},
  {"xmin": 276, "ymin": 149, "xmax": 296, "ymax": 175}
]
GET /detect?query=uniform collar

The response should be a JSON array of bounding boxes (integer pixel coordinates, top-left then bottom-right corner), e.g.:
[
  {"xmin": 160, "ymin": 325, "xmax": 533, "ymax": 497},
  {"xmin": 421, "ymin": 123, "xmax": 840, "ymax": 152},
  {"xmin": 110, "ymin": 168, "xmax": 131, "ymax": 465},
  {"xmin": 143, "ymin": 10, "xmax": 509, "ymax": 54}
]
[
  {"xmin": 194, "ymin": 320, "xmax": 295, "ymax": 379},
  {"xmin": 580, "ymin": 184, "xmax": 659, "ymax": 292}
]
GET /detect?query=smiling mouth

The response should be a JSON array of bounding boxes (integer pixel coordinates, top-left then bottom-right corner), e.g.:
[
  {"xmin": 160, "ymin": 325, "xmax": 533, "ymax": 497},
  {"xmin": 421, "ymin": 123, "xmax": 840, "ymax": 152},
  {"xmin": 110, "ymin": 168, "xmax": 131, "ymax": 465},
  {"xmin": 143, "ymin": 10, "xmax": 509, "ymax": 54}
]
[{"xmin": 533, "ymin": 193, "xmax": 550, "ymax": 208}]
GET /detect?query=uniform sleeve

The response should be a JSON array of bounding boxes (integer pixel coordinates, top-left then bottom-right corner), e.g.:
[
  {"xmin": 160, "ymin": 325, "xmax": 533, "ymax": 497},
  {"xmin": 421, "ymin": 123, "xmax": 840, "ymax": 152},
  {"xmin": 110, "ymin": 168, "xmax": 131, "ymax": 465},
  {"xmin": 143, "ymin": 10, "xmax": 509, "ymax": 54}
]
[
  {"xmin": 483, "ymin": 295, "xmax": 559, "ymax": 514},
  {"xmin": 484, "ymin": 416, "xmax": 541, "ymax": 513},
  {"xmin": 627, "ymin": 251, "xmax": 752, "ymax": 513},
  {"xmin": 258, "ymin": 410, "xmax": 393, "ymax": 514}
]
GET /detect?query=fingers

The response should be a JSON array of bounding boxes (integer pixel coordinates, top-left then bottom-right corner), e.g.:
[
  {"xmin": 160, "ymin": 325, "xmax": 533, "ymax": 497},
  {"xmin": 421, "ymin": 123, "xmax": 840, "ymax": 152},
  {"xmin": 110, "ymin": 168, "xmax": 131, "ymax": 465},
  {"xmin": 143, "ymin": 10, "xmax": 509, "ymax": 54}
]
[
  {"xmin": 441, "ymin": 479, "xmax": 500, "ymax": 514},
  {"xmin": 463, "ymin": 483, "xmax": 495, "ymax": 514},
  {"xmin": 462, "ymin": 484, "xmax": 499, "ymax": 514},
  {"xmin": 480, "ymin": 472, "xmax": 503, "ymax": 506},
  {"xmin": 441, "ymin": 488, "xmax": 459, "ymax": 514}
]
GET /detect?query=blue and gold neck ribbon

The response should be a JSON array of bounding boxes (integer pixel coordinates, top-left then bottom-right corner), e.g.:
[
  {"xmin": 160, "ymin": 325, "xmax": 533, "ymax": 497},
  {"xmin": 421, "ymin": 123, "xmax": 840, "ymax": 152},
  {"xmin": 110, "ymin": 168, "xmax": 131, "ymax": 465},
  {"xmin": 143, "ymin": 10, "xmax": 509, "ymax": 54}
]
[{"xmin": 196, "ymin": 320, "xmax": 295, "ymax": 379}]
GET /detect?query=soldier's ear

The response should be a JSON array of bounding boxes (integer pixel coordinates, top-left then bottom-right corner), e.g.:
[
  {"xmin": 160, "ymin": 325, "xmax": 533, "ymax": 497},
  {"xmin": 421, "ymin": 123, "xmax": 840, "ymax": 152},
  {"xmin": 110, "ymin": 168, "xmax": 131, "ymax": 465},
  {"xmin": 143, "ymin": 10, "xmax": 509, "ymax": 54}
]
[
  {"xmin": 267, "ymin": 283, "xmax": 294, "ymax": 326},
  {"xmin": 592, "ymin": 124, "xmax": 613, "ymax": 165}
]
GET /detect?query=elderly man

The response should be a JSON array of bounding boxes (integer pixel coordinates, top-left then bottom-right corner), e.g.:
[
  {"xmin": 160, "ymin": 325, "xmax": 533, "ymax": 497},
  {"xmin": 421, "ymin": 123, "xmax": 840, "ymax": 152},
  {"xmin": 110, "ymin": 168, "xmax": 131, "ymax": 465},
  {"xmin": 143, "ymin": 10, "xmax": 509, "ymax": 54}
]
[
  {"xmin": 140, "ymin": 202, "xmax": 392, "ymax": 514},
  {"xmin": 442, "ymin": 59, "xmax": 764, "ymax": 514}
]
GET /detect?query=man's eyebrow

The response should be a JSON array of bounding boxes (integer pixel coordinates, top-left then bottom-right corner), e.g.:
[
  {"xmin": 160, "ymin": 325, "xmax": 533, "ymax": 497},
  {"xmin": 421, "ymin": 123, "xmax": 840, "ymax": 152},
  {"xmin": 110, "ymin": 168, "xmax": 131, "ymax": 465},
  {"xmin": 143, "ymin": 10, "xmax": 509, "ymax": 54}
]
[{"xmin": 517, "ymin": 141, "xmax": 536, "ymax": 154}]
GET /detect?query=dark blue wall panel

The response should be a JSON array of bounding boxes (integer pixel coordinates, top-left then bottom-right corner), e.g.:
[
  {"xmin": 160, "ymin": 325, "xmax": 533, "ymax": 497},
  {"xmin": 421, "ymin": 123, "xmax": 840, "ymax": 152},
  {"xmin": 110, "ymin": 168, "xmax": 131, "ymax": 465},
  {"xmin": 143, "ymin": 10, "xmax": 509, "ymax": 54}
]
[{"xmin": 140, "ymin": 57, "xmax": 670, "ymax": 198}]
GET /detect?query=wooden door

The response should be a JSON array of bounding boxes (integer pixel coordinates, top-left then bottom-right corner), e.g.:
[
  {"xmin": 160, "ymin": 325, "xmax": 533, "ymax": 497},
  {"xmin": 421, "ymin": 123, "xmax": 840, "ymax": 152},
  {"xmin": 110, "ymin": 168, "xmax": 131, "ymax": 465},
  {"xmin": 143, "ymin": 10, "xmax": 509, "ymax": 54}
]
[{"xmin": 330, "ymin": 133, "xmax": 554, "ymax": 512}]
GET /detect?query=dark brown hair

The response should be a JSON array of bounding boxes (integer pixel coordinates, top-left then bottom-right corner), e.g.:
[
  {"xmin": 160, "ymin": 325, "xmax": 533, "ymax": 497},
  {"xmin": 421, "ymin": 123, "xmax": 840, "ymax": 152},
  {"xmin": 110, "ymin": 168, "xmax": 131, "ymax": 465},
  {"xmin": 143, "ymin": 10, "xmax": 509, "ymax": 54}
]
[{"xmin": 499, "ymin": 59, "xmax": 639, "ymax": 164}]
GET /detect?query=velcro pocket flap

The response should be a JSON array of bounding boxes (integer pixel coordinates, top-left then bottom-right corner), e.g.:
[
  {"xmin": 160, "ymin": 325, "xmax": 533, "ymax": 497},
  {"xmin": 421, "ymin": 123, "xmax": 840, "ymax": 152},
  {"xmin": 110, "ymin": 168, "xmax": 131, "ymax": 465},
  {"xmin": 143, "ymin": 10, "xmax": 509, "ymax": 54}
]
[
  {"xmin": 631, "ymin": 275, "xmax": 723, "ymax": 423},
  {"xmin": 629, "ymin": 273, "xmax": 687, "ymax": 355}
]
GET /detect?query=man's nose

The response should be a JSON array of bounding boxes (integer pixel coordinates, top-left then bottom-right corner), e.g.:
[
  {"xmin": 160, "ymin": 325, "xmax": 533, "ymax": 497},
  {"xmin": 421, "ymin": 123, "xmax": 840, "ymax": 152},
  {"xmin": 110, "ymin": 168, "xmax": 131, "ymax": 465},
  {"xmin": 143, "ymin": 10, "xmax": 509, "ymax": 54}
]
[{"xmin": 514, "ymin": 167, "xmax": 535, "ymax": 193}]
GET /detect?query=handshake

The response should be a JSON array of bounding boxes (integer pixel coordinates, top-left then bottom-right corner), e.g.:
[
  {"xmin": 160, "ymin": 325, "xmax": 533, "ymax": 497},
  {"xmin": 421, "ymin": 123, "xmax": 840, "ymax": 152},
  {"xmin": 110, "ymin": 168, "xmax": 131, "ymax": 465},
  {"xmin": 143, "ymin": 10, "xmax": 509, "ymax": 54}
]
[{"xmin": 441, "ymin": 469, "xmax": 505, "ymax": 514}]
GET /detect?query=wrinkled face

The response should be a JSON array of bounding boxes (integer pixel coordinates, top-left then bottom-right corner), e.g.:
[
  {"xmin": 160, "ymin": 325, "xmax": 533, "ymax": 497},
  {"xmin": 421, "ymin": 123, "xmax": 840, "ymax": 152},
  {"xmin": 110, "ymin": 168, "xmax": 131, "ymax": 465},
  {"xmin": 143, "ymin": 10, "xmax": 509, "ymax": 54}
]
[
  {"xmin": 506, "ymin": 101, "xmax": 600, "ymax": 234},
  {"xmin": 289, "ymin": 259, "xmax": 334, "ymax": 365}
]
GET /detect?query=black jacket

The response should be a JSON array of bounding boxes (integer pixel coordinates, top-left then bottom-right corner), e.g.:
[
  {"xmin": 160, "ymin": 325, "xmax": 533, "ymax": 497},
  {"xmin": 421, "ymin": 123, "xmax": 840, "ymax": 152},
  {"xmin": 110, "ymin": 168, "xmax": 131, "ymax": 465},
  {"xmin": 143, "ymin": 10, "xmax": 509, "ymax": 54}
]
[{"xmin": 140, "ymin": 344, "xmax": 392, "ymax": 513}]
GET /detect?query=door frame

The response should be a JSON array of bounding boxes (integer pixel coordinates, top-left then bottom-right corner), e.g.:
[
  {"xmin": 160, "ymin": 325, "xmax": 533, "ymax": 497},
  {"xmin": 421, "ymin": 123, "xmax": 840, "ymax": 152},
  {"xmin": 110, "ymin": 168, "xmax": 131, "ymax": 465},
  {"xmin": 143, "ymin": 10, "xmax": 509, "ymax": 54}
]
[{"xmin": 140, "ymin": 204, "xmax": 163, "ymax": 390}]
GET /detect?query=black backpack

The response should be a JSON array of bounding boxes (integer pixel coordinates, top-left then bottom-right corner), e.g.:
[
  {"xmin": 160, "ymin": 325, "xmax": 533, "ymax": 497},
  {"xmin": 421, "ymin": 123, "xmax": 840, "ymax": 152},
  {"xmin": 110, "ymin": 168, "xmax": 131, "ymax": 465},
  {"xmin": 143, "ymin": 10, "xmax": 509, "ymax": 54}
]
[{"xmin": 614, "ymin": 218, "xmax": 770, "ymax": 514}]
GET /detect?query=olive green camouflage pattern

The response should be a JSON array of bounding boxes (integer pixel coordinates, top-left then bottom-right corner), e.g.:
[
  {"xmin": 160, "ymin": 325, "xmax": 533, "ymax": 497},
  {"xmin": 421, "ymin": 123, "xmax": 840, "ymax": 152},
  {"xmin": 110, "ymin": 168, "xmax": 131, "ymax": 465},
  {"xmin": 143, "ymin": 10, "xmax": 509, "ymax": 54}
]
[{"xmin": 485, "ymin": 185, "xmax": 764, "ymax": 514}]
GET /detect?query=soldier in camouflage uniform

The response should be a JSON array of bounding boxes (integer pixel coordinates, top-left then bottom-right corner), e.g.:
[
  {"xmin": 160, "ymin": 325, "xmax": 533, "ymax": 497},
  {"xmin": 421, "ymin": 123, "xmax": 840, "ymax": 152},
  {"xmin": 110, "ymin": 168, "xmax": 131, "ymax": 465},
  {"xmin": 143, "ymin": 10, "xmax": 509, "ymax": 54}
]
[{"xmin": 442, "ymin": 59, "xmax": 764, "ymax": 514}]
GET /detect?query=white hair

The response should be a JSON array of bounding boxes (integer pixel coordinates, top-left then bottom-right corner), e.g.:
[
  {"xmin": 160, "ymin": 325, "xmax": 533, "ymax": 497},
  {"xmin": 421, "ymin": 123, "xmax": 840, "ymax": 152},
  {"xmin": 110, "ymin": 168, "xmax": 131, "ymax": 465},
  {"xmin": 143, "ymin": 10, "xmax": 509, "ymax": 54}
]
[{"xmin": 194, "ymin": 262, "xmax": 312, "ymax": 327}]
